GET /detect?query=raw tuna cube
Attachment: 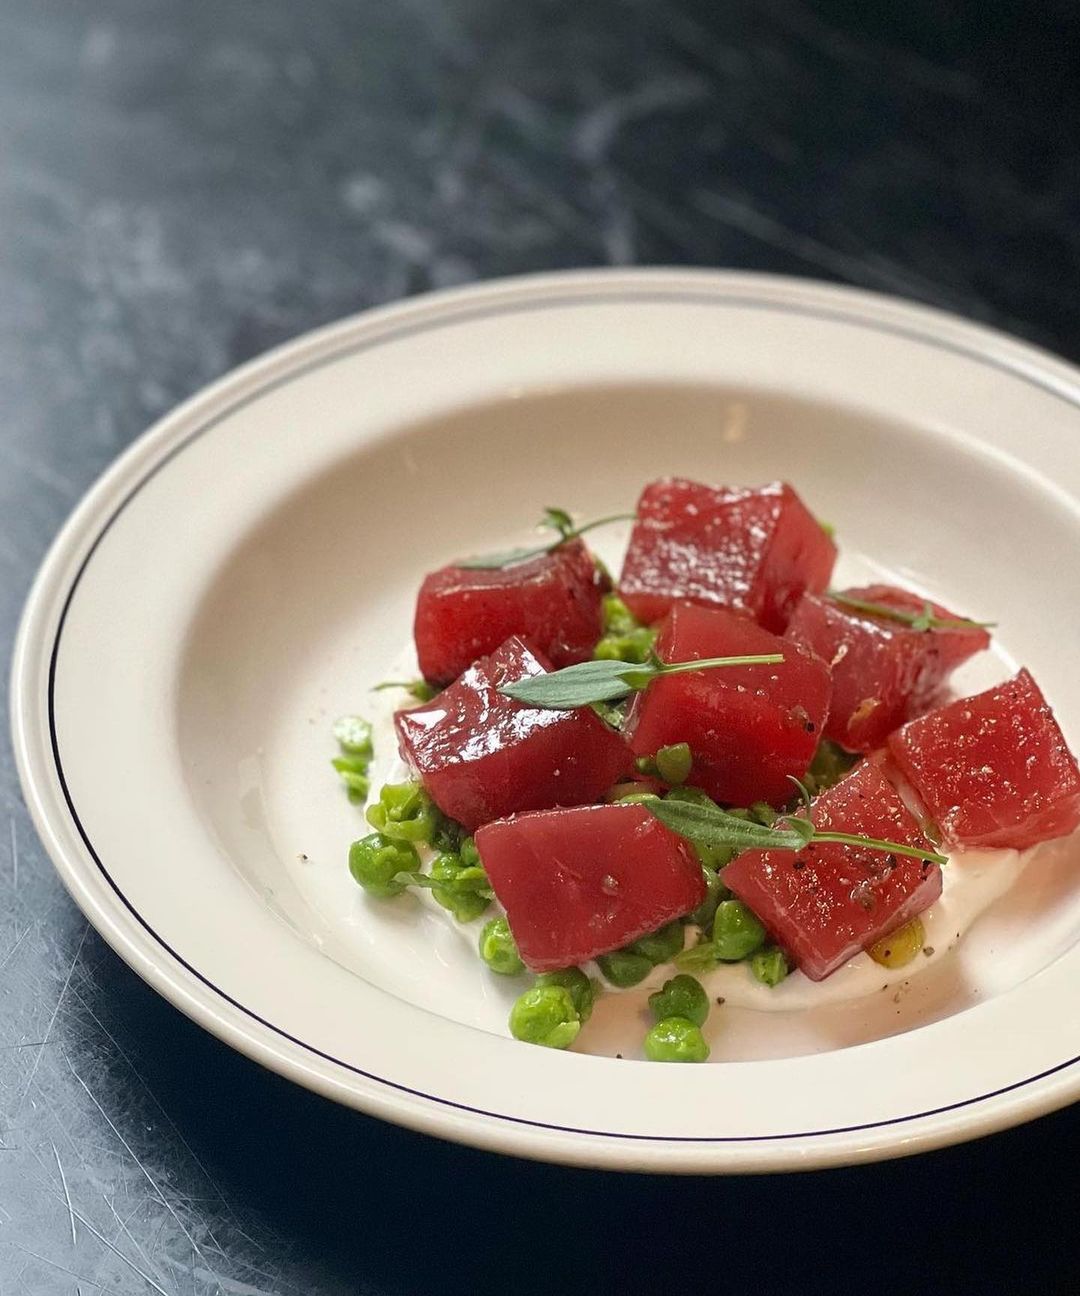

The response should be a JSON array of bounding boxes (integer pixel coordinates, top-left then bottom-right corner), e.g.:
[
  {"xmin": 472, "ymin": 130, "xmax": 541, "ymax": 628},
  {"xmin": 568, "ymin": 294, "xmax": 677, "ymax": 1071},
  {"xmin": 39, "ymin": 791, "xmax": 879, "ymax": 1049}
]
[
  {"xmin": 626, "ymin": 603, "xmax": 831, "ymax": 807},
  {"xmin": 618, "ymin": 479, "xmax": 836, "ymax": 630},
  {"xmin": 395, "ymin": 636, "xmax": 628, "ymax": 832},
  {"xmin": 414, "ymin": 538, "xmax": 606, "ymax": 686},
  {"xmin": 475, "ymin": 803, "xmax": 705, "ymax": 972},
  {"xmin": 786, "ymin": 585, "xmax": 991, "ymax": 752},
  {"xmin": 888, "ymin": 669, "xmax": 1080, "ymax": 850},
  {"xmin": 722, "ymin": 762, "xmax": 942, "ymax": 980}
]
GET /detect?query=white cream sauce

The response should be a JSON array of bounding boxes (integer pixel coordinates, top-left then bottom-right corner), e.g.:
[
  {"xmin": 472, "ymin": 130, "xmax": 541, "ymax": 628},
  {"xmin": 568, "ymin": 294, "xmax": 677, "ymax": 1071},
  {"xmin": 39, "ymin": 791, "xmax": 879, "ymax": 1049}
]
[{"xmin": 362, "ymin": 644, "xmax": 1034, "ymax": 1013}]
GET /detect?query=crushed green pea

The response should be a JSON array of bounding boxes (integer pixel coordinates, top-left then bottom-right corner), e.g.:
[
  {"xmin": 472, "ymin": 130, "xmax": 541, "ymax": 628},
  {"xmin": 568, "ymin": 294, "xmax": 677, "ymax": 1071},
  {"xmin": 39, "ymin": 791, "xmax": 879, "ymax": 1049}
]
[
  {"xmin": 478, "ymin": 917, "xmax": 525, "ymax": 975},
  {"xmin": 750, "ymin": 946, "xmax": 790, "ymax": 987},
  {"xmin": 509, "ymin": 985, "xmax": 580, "ymax": 1049},
  {"xmin": 644, "ymin": 1016, "xmax": 710, "ymax": 1063},
  {"xmin": 366, "ymin": 781, "xmax": 439, "ymax": 844},
  {"xmin": 348, "ymin": 834, "xmax": 418, "ymax": 898},
  {"xmin": 648, "ymin": 974, "xmax": 709, "ymax": 1027}
]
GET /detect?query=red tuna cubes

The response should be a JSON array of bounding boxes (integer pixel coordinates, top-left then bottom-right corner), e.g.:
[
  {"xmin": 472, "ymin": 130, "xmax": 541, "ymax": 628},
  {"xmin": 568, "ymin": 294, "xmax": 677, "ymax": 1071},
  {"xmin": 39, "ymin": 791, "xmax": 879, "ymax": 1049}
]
[
  {"xmin": 395, "ymin": 636, "xmax": 628, "ymax": 832},
  {"xmin": 414, "ymin": 538, "xmax": 606, "ymax": 686},
  {"xmin": 626, "ymin": 603, "xmax": 831, "ymax": 807},
  {"xmin": 888, "ymin": 668, "xmax": 1080, "ymax": 850},
  {"xmin": 723, "ymin": 762, "xmax": 942, "ymax": 981},
  {"xmin": 786, "ymin": 585, "xmax": 990, "ymax": 752},
  {"xmin": 475, "ymin": 803, "xmax": 705, "ymax": 972},
  {"xmin": 618, "ymin": 479, "xmax": 836, "ymax": 631}
]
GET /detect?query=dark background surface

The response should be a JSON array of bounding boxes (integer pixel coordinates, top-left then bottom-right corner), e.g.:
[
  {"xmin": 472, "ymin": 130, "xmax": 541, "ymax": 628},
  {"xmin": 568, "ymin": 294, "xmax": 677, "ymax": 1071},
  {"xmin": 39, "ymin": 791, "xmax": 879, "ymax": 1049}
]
[{"xmin": 3, "ymin": 2, "xmax": 1079, "ymax": 1292}]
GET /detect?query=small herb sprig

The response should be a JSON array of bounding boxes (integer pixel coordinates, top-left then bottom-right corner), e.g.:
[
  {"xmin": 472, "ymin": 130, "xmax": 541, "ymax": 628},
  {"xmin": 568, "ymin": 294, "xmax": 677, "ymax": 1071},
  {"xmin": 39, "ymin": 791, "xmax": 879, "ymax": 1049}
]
[
  {"xmin": 827, "ymin": 590, "xmax": 994, "ymax": 633},
  {"xmin": 647, "ymin": 780, "xmax": 947, "ymax": 866},
  {"xmin": 499, "ymin": 650, "xmax": 785, "ymax": 709},
  {"xmin": 331, "ymin": 715, "xmax": 374, "ymax": 802},
  {"xmin": 458, "ymin": 507, "xmax": 635, "ymax": 570},
  {"xmin": 373, "ymin": 679, "xmax": 438, "ymax": 703}
]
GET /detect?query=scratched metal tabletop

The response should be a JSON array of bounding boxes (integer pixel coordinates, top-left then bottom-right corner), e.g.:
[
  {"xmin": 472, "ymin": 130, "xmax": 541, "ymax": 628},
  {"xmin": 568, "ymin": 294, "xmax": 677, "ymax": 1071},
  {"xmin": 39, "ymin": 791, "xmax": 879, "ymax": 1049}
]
[{"xmin": 3, "ymin": 2, "xmax": 1079, "ymax": 1293}]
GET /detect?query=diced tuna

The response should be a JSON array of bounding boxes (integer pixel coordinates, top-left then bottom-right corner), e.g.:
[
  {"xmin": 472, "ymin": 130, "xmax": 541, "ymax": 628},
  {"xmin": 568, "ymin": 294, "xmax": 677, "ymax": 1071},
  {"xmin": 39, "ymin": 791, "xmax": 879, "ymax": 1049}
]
[
  {"xmin": 618, "ymin": 479, "xmax": 836, "ymax": 630},
  {"xmin": 475, "ymin": 803, "xmax": 705, "ymax": 972},
  {"xmin": 722, "ymin": 762, "xmax": 942, "ymax": 980},
  {"xmin": 414, "ymin": 538, "xmax": 606, "ymax": 686},
  {"xmin": 888, "ymin": 668, "xmax": 1080, "ymax": 850},
  {"xmin": 786, "ymin": 585, "xmax": 990, "ymax": 752},
  {"xmin": 395, "ymin": 636, "xmax": 628, "ymax": 832},
  {"xmin": 626, "ymin": 603, "xmax": 831, "ymax": 806}
]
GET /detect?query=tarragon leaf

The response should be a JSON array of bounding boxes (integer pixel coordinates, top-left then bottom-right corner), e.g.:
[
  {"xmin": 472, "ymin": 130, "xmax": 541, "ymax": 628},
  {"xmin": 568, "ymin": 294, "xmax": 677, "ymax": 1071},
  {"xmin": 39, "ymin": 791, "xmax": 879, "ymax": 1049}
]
[
  {"xmin": 456, "ymin": 510, "xmax": 635, "ymax": 570},
  {"xmin": 499, "ymin": 652, "xmax": 785, "ymax": 710},
  {"xmin": 827, "ymin": 590, "xmax": 994, "ymax": 633}
]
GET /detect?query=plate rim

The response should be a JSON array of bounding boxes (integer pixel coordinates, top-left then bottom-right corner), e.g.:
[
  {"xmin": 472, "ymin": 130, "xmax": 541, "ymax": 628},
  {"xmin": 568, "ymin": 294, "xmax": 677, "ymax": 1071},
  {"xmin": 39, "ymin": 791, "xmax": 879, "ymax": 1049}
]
[{"xmin": 12, "ymin": 266, "xmax": 1080, "ymax": 1173}]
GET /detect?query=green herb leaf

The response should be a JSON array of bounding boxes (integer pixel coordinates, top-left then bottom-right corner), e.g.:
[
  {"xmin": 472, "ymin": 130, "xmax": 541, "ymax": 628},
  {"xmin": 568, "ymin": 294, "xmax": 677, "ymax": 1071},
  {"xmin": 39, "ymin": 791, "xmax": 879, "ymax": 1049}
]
[
  {"xmin": 502, "ymin": 659, "xmax": 651, "ymax": 707},
  {"xmin": 457, "ymin": 545, "xmax": 547, "ymax": 570},
  {"xmin": 804, "ymin": 831, "xmax": 948, "ymax": 865},
  {"xmin": 457, "ymin": 510, "xmax": 635, "ymax": 570},
  {"xmin": 373, "ymin": 679, "xmax": 438, "ymax": 702},
  {"xmin": 650, "ymin": 797, "xmax": 809, "ymax": 853},
  {"xmin": 827, "ymin": 590, "xmax": 995, "ymax": 633},
  {"xmin": 542, "ymin": 506, "xmax": 575, "ymax": 537},
  {"xmin": 499, "ymin": 652, "xmax": 785, "ymax": 710},
  {"xmin": 647, "ymin": 793, "xmax": 947, "ymax": 867}
]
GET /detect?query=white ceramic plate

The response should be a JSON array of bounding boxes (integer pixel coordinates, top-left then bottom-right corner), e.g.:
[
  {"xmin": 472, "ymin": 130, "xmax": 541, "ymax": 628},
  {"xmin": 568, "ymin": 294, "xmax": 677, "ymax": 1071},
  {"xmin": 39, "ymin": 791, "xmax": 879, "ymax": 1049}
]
[{"xmin": 12, "ymin": 269, "xmax": 1080, "ymax": 1173}]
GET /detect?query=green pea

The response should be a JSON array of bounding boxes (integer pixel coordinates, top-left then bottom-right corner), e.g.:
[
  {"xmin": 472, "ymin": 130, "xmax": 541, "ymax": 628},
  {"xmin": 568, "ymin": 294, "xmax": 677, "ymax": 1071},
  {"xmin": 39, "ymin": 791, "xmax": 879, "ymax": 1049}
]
[
  {"xmin": 331, "ymin": 756, "xmax": 371, "ymax": 803},
  {"xmin": 459, "ymin": 836, "xmax": 481, "ymax": 868},
  {"xmin": 673, "ymin": 940, "xmax": 720, "ymax": 974},
  {"xmin": 348, "ymin": 834, "xmax": 419, "ymax": 898},
  {"xmin": 644, "ymin": 1016, "xmax": 710, "ymax": 1063},
  {"xmin": 803, "ymin": 739, "xmax": 859, "ymax": 796},
  {"xmin": 430, "ymin": 852, "xmax": 491, "ymax": 923},
  {"xmin": 615, "ymin": 788, "xmax": 661, "ymax": 806},
  {"xmin": 748, "ymin": 801, "xmax": 778, "ymax": 826},
  {"xmin": 593, "ymin": 628, "xmax": 657, "ymax": 665},
  {"xmin": 535, "ymin": 968, "xmax": 597, "ymax": 1022},
  {"xmin": 366, "ymin": 781, "xmax": 439, "ymax": 844},
  {"xmin": 602, "ymin": 594, "xmax": 638, "ymax": 636},
  {"xmin": 711, "ymin": 900, "xmax": 766, "ymax": 961},
  {"xmin": 629, "ymin": 920, "xmax": 685, "ymax": 965},
  {"xmin": 594, "ymin": 598, "xmax": 658, "ymax": 665},
  {"xmin": 664, "ymin": 786, "xmax": 716, "ymax": 809},
  {"xmin": 655, "ymin": 742, "xmax": 692, "ymax": 785},
  {"xmin": 509, "ymin": 985, "xmax": 580, "ymax": 1049},
  {"xmin": 750, "ymin": 946, "xmax": 790, "ymax": 987},
  {"xmin": 478, "ymin": 917, "xmax": 525, "ymax": 975},
  {"xmin": 648, "ymin": 974, "xmax": 709, "ymax": 1027},
  {"xmin": 591, "ymin": 700, "xmax": 627, "ymax": 728},
  {"xmin": 596, "ymin": 949, "xmax": 653, "ymax": 987},
  {"xmin": 333, "ymin": 715, "xmax": 373, "ymax": 757},
  {"xmin": 695, "ymin": 841, "xmax": 736, "ymax": 872},
  {"xmin": 431, "ymin": 811, "xmax": 466, "ymax": 854},
  {"xmin": 689, "ymin": 866, "xmax": 730, "ymax": 929}
]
